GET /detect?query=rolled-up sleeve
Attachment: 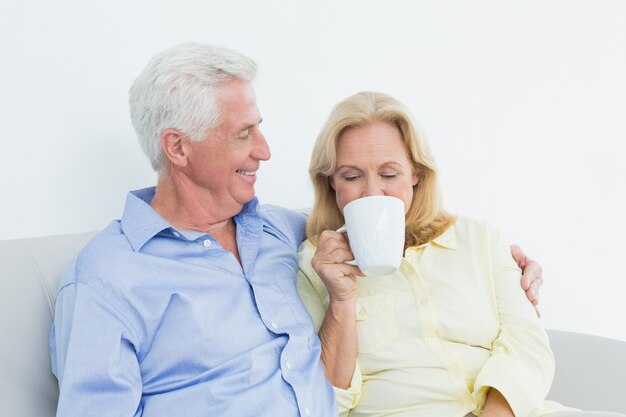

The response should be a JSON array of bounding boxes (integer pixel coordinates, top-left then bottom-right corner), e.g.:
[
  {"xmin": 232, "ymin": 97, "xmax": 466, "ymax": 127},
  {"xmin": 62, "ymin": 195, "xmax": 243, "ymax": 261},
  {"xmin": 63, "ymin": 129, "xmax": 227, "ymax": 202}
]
[
  {"xmin": 332, "ymin": 365, "xmax": 363, "ymax": 416},
  {"xmin": 472, "ymin": 225, "xmax": 555, "ymax": 417}
]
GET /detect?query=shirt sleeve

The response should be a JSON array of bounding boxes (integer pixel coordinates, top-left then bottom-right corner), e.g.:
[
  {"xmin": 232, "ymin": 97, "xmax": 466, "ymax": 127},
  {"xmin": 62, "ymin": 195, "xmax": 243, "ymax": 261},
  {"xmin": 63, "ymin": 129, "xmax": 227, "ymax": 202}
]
[
  {"xmin": 296, "ymin": 241, "xmax": 363, "ymax": 416},
  {"xmin": 472, "ymin": 225, "xmax": 555, "ymax": 417},
  {"xmin": 50, "ymin": 281, "xmax": 143, "ymax": 417},
  {"xmin": 261, "ymin": 204, "xmax": 308, "ymax": 247}
]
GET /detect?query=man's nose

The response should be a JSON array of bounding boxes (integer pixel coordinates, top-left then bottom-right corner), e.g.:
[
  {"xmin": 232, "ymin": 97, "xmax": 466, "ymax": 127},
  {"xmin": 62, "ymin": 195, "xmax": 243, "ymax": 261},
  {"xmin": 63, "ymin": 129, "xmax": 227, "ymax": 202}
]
[{"xmin": 252, "ymin": 131, "xmax": 271, "ymax": 161}]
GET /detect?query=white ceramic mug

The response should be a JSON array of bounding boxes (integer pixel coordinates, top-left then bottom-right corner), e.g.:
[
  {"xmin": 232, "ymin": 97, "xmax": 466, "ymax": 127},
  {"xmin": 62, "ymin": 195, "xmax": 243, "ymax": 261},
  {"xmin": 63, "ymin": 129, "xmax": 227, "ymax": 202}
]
[{"xmin": 336, "ymin": 195, "xmax": 405, "ymax": 276}]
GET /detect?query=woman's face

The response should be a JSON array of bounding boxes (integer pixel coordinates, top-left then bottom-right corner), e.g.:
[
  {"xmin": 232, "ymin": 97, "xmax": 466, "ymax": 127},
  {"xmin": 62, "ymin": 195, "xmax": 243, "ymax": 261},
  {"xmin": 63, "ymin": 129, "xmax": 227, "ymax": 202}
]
[{"xmin": 330, "ymin": 121, "xmax": 418, "ymax": 213}]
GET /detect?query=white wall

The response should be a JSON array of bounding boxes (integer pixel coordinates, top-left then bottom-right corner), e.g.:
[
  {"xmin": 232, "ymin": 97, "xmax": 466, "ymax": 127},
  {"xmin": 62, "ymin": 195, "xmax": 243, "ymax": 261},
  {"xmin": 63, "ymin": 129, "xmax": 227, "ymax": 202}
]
[{"xmin": 2, "ymin": 1, "xmax": 625, "ymax": 342}]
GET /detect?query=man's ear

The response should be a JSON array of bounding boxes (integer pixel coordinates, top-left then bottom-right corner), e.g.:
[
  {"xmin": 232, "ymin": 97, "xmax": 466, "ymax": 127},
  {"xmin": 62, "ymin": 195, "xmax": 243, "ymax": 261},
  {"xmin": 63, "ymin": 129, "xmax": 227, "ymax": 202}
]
[{"xmin": 161, "ymin": 128, "xmax": 188, "ymax": 168}]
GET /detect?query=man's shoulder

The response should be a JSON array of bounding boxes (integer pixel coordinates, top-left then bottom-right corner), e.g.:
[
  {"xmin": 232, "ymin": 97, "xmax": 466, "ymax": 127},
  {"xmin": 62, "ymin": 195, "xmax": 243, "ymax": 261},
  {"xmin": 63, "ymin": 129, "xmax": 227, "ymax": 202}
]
[
  {"xmin": 259, "ymin": 204, "xmax": 307, "ymax": 222},
  {"xmin": 258, "ymin": 204, "xmax": 308, "ymax": 246},
  {"xmin": 79, "ymin": 220, "xmax": 130, "ymax": 254},
  {"xmin": 62, "ymin": 221, "xmax": 133, "ymax": 286}
]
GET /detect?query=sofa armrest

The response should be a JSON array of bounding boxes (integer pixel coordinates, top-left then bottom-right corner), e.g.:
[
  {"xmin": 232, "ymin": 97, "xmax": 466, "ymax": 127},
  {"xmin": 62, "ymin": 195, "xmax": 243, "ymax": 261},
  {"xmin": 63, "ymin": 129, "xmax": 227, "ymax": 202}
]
[
  {"xmin": 0, "ymin": 232, "xmax": 96, "ymax": 417},
  {"xmin": 547, "ymin": 329, "xmax": 626, "ymax": 413}
]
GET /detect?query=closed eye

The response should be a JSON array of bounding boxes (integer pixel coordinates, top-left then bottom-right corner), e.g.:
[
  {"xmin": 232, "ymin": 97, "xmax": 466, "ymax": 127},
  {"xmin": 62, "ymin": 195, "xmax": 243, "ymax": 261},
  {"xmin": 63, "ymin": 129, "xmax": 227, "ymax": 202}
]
[
  {"xmin": 335, "ymin": 166, "xmax": 362, "ymax": 182},
  {"xmin": 380, "ymin": 171, "xmax": 398, "ymax": 179}
]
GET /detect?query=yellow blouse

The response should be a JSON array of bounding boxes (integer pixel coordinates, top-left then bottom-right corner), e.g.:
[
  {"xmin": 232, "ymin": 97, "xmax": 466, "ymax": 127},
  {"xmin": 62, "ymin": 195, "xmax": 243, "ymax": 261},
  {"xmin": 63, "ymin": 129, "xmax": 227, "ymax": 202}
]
[{"xmin": 297, "ymin": 216, "xmax": 567, "ymax": 417}]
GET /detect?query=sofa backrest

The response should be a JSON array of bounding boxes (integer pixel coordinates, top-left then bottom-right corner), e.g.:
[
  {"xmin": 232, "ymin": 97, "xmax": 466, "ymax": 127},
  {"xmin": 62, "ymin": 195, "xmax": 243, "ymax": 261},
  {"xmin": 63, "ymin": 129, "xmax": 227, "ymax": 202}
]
[{"xmin": 0, "ymin": 232, "xmax": 96, "ymax": 417}]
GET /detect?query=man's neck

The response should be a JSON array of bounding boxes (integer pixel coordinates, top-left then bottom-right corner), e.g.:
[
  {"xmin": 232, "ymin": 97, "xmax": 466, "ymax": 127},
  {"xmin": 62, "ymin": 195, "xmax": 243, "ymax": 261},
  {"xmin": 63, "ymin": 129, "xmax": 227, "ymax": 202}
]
[
  {"xmin": 150, "ymin": 172, "xmax": 242, "ymax": 236},
  {"xmin": 150, "ymin": 172, "xmax": 244, "ymax": 265}
]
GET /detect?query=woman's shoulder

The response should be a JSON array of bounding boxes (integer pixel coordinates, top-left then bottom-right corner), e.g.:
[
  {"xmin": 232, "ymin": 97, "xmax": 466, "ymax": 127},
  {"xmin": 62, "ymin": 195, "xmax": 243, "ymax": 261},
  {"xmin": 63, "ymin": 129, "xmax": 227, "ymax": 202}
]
[
  {"xmin": 450, "ymin": 215, "xmax": 502, "ymax": 241},
  {"xmin": 297, "ymin": 238, "xmax": 317, "ymax": 261},
  {"xmin": 296, "ymin": 239, "xmax": 329, "ymax": 297}
]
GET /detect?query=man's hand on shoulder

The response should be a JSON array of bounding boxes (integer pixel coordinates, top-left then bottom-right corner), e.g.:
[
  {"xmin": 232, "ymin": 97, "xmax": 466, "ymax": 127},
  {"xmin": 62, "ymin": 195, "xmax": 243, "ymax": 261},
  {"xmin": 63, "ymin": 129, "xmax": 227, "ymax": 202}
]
[{"xmin": 510, "ymin": 244, "xmax": 543, "ymax": 317}]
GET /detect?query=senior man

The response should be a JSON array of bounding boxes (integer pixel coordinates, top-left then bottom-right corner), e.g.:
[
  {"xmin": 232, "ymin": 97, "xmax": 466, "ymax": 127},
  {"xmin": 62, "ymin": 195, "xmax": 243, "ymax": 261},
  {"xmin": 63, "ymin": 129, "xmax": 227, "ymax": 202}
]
[{"xmin": 50, "ymin": 42, "xmax": 543, "ymax": 417}]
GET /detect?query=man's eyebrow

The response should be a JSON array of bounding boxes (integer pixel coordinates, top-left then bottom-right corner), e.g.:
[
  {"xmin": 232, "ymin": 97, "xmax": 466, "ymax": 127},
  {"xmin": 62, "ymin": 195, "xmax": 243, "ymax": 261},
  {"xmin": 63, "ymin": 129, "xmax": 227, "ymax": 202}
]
[{"xmin": 239, "ymin": 118, "xmax": 263, "ymax": 131}]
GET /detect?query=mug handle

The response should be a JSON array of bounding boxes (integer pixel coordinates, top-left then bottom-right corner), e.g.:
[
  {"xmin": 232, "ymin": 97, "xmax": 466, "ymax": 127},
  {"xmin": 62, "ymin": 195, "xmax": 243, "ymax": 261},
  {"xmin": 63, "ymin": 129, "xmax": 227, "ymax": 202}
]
[{"xmin": 335, "ymin": 226, "xmax": 357, "ymax": 266}]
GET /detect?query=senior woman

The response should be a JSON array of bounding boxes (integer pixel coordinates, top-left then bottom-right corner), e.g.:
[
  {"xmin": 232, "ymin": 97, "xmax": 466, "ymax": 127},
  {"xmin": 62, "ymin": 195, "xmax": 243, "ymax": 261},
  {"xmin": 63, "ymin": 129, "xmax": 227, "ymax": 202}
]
[{"xmin": 296, "ymin": 92, "xmax": 622, "ymax": 417}]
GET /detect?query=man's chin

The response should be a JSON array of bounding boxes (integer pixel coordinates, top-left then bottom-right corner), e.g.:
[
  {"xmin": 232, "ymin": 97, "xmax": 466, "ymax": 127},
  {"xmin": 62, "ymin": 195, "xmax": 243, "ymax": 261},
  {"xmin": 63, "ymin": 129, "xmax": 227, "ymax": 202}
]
[{"xmin": 236, "ymin": 190, "xmax": 257, "ymax": 205}]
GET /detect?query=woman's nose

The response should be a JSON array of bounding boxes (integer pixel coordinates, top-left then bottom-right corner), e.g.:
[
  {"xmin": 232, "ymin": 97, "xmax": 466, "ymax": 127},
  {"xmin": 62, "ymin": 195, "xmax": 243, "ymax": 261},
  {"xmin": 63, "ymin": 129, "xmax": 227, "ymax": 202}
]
[{"xmin": 361, "ymin": 179, "xmax": 385, "ymax": 197}]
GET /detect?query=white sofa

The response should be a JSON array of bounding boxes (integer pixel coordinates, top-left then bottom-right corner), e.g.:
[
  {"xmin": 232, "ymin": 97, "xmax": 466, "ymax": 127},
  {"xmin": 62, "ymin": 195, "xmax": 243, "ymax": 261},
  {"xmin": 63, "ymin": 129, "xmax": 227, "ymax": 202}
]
[{"xmin": 1, "ymin": 231, "xmax": 625, "ymax": 416}]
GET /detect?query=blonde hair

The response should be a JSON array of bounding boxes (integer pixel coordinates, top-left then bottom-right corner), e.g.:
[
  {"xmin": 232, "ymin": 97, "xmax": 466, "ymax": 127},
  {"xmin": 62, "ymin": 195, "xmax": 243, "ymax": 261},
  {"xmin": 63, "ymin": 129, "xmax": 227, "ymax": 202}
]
[{"xmin": 307, "ymin": 91, "xmax": 455, "ymax": 247}]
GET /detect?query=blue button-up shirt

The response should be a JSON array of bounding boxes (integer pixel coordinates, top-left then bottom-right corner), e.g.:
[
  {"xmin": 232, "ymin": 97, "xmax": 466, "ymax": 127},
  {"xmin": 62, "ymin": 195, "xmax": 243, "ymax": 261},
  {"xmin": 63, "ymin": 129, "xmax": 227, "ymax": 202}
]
[{"xmin": 50, "ymin": 187, "xmax": 336, "ymax": 417}]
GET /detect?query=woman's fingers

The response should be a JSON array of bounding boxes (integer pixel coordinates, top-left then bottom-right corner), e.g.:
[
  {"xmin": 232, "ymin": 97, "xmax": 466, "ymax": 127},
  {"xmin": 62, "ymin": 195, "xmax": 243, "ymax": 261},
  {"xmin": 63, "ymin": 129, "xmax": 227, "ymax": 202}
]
[{"xmin": 312, "ymin": 230, "xmax": 364, "ymax": 301}]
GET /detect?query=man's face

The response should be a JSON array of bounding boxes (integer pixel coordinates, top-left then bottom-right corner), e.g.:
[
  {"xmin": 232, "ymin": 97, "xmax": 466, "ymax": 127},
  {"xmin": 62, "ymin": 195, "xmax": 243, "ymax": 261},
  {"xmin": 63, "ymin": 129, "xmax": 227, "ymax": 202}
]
[{"xmin": 182, "ymin": 80, "xmax": 270, "ymax": 211}]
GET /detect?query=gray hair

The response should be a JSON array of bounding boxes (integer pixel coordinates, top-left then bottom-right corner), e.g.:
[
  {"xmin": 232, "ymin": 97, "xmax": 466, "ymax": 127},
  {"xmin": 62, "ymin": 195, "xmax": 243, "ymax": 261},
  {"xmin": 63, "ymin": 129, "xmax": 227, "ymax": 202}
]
[{"xmin": 128, "ymin": 42, "xmax": 257, "ymax": 172}]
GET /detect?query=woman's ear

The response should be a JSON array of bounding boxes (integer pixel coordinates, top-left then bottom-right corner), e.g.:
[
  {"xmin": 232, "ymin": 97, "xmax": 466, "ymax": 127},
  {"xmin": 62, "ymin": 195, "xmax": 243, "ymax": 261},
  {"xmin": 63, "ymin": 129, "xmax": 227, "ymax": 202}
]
[
  {"xmin": 161, "ymin": 128, "xmax": 188, "ymax": 168},
  {"xmin": 412, "ymin": 172, "xmax": 419, "ymax": 187},
  {"xmin": 329, "ymin": 175, "xmax": 336, "ymax": 190}
]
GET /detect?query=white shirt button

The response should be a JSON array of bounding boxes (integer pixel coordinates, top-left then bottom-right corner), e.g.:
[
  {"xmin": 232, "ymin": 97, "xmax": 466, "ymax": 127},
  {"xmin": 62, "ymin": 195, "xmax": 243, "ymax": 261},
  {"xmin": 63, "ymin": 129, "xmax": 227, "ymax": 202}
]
[
  {"xmin": 427, "ymin": 337, "xmax": 437, "ymax": 345},
  {"xmin": 172, "ymin": 231, "xmax": 181, "ymax": 238},
  {"xmin": 270, "ymin": 322, "xmax": 278, "ymax": 329},
  {"xmin": 304, "ymin": 408, "xmax": 311, "ymax": 416},
  {"xmin": 285, "ymin": 361, "xmax": 292, "ymax": 370},
  {"xmin": 203, "ymin": 239, "xmax": 212, "ymax": 247}
]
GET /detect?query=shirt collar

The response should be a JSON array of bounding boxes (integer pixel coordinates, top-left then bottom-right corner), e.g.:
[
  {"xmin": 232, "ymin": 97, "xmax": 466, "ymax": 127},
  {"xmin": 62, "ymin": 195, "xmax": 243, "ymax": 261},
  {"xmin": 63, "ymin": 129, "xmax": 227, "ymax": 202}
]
[
  {"xmin": 120, "ymin": 187, "xmax": 171, "ymax": 252},
  {"xmin": 431, "ymin": 223, "xmax": 457, "ymax": 250},
  {"xmin": 236, "ymin": 195, "xmax": 260, "ymax": 222},
  {"xmin": 413, "ymin": 221, "xmax": 458, "ymax": 250},
  {"xmin": 120, "ymin": 186, "xmax": 261, "ymax": 252}
]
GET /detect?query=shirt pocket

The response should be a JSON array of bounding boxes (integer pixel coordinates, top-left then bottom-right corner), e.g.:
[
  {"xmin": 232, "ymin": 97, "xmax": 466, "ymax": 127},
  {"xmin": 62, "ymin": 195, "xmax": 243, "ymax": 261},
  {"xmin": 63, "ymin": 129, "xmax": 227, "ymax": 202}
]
[{"xmin": 356, "ymin": 294, "xmax": 398, "ymax": 354}]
